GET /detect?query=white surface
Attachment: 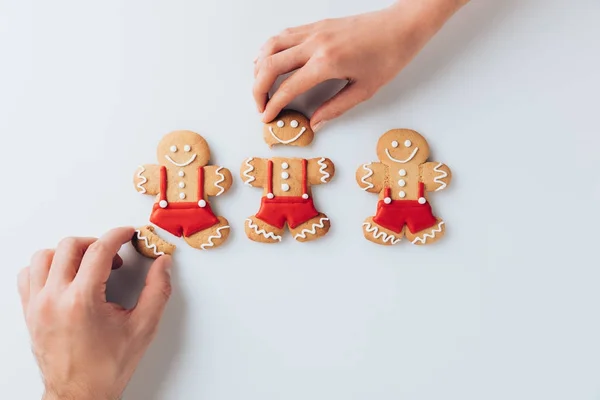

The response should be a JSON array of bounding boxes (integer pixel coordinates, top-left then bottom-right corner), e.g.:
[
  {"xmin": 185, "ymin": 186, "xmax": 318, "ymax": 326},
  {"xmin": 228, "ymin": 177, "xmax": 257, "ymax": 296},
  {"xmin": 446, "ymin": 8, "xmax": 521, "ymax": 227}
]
[{"xmin": 1, "ymin": 0, "xmax": 600, "ymax": 399}]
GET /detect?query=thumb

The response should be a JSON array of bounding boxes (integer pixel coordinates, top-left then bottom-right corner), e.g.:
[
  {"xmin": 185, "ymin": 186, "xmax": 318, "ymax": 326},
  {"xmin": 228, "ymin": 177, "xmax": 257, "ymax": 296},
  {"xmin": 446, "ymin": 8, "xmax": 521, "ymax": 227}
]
[
  {"xmin": 311, "ymin": 82, "xmax": 374, "ymax": 132},
  {"xmin": 132, "ymin": 255, "xmax": 173, "ymax": 333}
]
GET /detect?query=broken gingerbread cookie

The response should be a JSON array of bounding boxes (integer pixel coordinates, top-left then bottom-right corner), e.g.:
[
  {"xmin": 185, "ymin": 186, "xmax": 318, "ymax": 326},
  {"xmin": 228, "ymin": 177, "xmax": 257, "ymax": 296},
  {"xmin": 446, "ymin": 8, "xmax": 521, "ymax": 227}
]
[
  {"xmin": 241, "ymin": 156, "xmax": 334, "ymax": 243},
  {"xmin": 356, "ymin": 129, "xmax": 452, "ymax": 246},
  {"xmin": 133, "ymin": 130, "xmax": 233, "ymax": 257},
  {"xmin": 263, "ymin": 110, "xmax": 314, "ymax": 147}
]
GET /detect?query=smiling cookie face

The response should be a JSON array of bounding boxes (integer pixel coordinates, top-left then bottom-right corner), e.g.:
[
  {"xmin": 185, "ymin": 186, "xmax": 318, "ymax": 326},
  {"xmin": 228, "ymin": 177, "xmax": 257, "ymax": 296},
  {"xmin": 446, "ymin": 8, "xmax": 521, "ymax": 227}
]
[
  {"xmin": 263, "ymin": 110, "xmax": 314, "ymax": 147},
  {"xmin": 376, "ymin": 129, "xmax": 430, "ymax": 167},
  {"xmin": 157, "ymin": 130, "xmax": 210, "ymax": 168}
]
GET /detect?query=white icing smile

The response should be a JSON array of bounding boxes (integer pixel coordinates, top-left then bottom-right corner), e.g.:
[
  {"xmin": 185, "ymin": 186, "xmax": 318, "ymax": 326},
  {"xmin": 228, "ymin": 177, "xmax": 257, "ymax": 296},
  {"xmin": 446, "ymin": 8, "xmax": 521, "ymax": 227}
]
[
  {"xmin": 165, "ymin": 153, "xmax": 197, "ymax": 167},
  {"xmin": 385, "ymin": 147, "xmax": 419, "ymax": 164},
  {"xmin": 269, "ymin": 126, "xmax": 306, "ymax": 144}
]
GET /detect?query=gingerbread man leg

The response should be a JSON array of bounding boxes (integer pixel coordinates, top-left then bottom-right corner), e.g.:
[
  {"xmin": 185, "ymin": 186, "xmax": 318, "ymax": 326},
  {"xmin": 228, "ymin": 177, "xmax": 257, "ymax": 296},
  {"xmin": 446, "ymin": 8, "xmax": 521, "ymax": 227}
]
[
  {"xmin": 290, "ymin": 213, "xmax": 330, "ymax": 242},
  {"xmin": 361, "ymin": 217, "xmax": 403, "ymax": 246},
  {"xmin": 184, "ymin": 216, "xmax": 231, "ymax": 250},
  {"xmin": 245, "ymin": 215, "xmax": 284, "ymax": 244},
  {"xmin": 404, "ymin": 218, "xmax": 445, "ymax": 246},
  {"xmin": 132, "ymin": 225, "xmax": 176, "ymax": 259}
]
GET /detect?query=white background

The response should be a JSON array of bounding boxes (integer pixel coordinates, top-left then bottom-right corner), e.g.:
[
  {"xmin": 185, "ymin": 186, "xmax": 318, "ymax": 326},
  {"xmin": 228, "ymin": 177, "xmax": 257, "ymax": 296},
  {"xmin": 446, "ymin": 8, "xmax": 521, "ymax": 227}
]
[{"xmin": 1, "ymin": 0, "xmax": 599, "ymax": 399}]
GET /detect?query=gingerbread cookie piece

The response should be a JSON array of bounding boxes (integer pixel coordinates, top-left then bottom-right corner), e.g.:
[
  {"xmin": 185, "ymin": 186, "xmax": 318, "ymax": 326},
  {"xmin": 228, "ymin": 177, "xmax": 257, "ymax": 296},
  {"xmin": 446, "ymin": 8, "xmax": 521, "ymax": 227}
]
[
  {"xmin": 263, "ymin": 110, "xmax": 314, "ymax": 148},
  {"xmin": 132, "ymin": 226, "xmax": 176, "ymax": 259},
  {"xmin": 356, "ymin": 129, "xmax": 452, "ymax": 246},
  {"xmin": 241, "ymin": 157, "xmax": 334, "ymax": 243},
  {"xmin": 133, "ymin": 130, "xmax": 233, "ymax": 257}
]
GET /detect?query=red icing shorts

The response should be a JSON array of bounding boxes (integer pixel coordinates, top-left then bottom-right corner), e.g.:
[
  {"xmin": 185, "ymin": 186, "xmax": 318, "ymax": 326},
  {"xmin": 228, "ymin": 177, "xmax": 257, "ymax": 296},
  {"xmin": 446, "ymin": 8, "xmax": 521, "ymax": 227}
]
[
  {"xmin": 255, "ymin": 196, "xmax": 319, "ymax": 229},
  {"xmin": 373, "ymin": 199, "xmax": 437, "ymax": 234},
  {"xmin": 150, "ymin": 202, "xmax": 219, "ymax": 237}
]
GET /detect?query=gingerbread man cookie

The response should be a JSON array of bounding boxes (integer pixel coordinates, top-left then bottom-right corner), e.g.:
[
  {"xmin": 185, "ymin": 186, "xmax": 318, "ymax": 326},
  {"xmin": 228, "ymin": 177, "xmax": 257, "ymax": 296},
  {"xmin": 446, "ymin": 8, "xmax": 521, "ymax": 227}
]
[
  {"xmin": 263, "ymin": 110, "xmax": 314, "ymax": 147},
  {"xmin": 356, "ymin": 129, "xmax": 452, "ymax": 246},
  {"xmin": 241, "ymin": 157, "xmax": 334, "ymax": 243},
  {"xmin": 133, "ymin": 130, "xmax": 233, "ymax": 257}
]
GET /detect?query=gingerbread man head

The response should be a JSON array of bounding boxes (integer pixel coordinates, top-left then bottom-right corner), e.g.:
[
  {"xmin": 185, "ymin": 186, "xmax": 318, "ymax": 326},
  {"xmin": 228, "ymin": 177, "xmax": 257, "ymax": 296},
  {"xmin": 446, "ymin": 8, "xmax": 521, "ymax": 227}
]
[
  {"xmin": 263, "ymin": 110, "xmax": 314, "ymax": 148},
  {"xmin": 376, "ymin": 129, "xmax": 430, "ymax": 167},
  {"xmin": 157, "ymin": 130, "xmax": 210, "ymax": 168}
]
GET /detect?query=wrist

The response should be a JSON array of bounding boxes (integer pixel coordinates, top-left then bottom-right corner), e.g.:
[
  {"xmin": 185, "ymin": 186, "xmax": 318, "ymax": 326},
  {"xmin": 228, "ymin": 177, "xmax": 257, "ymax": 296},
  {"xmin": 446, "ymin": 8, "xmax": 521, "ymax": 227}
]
[
  {"xmin": 43, "ymin": 385, "xmax": 119, "ymax": 400},
  {"xmin": 389, "ymin": 0, "xmax": 466, "ymax": 35}
]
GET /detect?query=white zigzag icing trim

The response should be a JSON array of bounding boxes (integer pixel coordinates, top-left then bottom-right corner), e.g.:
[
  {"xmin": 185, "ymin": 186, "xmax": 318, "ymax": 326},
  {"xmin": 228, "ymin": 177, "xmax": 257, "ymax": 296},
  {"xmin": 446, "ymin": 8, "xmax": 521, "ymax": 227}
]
[
  {"xmin": 246, "ymin": 219, "xmax": 282, "ymax": 241},
  {"xmin": 294, "ymin": 217, "xmax": 329, "ymax": 239},
  {"xmin": 136, "ymin": 166, "xmax": 148, "ymax": 194},
  {"xmin": 243, "ymin": 157, "xmax": 255, "ymax": 185},
  {"xmin": 361, "ymin": 163, "xmax": 374, "ymax": 190},
  {"xmin": 135, "ymin": 229, "xmax": 164, "ymax": 256},
  {"xmin": 412, "ymin": 221, "xmax": 445, "ymax": 244},
  {"xmin": 433, "ymin": 163, "xmax": 448, "ymax": 192},
  {"xmin": 214, "ymin": 167, "xmax": 226, "ymax": 196},
  {"xmin": 362, "ymin": 222, "xmax": 401, "ymax": 244},
  {"xmin": 200, "ymin": 225, "xmax": 230, "ymax": 250},
  {"xmin": 318, "ymin": 158, "xmax": 330, "ymax": 183}
]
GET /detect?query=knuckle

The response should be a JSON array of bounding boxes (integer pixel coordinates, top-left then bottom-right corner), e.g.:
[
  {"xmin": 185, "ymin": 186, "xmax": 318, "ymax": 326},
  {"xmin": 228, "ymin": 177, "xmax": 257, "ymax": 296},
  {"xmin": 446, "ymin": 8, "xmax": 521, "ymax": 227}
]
[
  {"xmin": 87, "ymin": 240, "xmax": 109, "ymax": 255},
  {"xmin": 280, "ymin": 27, "xmax": 295, "ymax": 36},
  {"xmin": 58, "ymin": 236, "xmax": 80, "ymax": 250},
  {"xmin": 159, "ymin": 282, "xmax": 173, "ymax": 301},
  {"xmin": 263, "ymin": 36, "xmax": 279, "ymax": 53},
  {"xmin": 31, "ymin": 248, "xmax": 53, "ymax": 263}
]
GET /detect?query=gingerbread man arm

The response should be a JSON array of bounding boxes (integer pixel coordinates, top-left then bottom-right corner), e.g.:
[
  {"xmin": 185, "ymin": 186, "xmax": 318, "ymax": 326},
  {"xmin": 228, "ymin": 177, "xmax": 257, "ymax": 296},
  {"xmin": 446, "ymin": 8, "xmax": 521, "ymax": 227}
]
[
  {"xmin": 134, "ymin": 164, "xmax": 161, "ymax": 196},
  {"xmin": 240, "ymin": 157, "xmax": 268, "ymax": 188},
  {"xmin": 420, "ymin": 162, "xmax": 452, "ymax": 192},
  {"xmin": 307, "ymin": 157, "xmax": 335, "ymax": 185},
  {"xmin": 355, "ymin": 162, "xmax": 386, "ymax": 193},
  {"xmin": 204, "ymin": 165, "xmax": 233, "ymax": 197}
]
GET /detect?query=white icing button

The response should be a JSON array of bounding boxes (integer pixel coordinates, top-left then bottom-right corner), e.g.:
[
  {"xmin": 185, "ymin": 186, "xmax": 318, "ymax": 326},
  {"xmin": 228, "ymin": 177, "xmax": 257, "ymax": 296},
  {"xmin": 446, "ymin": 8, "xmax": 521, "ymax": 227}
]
[
  {"xmin": 404, "ymin": 140, "xmax": 412, "ymax": 148},
  {"xmin": 392, "ymin": 141, "xmax": 399, "ymax": 148},
  {"xmin": 281, "ymin": 172, "xmax": 289, "ymax": 179},
  {"xmin": 302, "ymin": 193, "xmax": 309, "ymax": 199},
  {"xmin": 398, "ymin": 179, "xmax": 406, "ymax": 187},
  {"xmin": 384, "ymin": 197, "xmax": 392, "ymax": 204},
  {"xmin": 184, "ymin": 145, "xmax": 191, "ymax": 152},
  {"xmin": 178, "ymin": 171, "xmax": 185, "ymax": 177},
  {"xmin": 179, "ymin": 182, "xmax": 185, "ymax": 188},
  {"xmin": 277, "ymin": 120, "xmax": 284, "ymax": 128},
  {"xmin": 159, "ymin": 200, "xmax": 168, "ymax": 208},
  {"xmin": 267, "ymin": 193, "xmax": 274, "ymax": 199},
  {"xmin": 281, "ymin": 162, "xmax": 289, "ymax": 170},
  {"xmin": 418, "ymin": 197, "xmax": 427, "ymax": 204},
  {"xmin": 281, "ymin": 183, "xmax": 290, "ymax": 192},
  {"xmin": 290, "ymin": 120, "xmax": 299, "ymax": 128},
  {"xmin": 198, "ymin": 200, "xmax": 207, "ymax": 208},
  {"xmin": 179, "ymin": 193, "xmax": 186, "ymax": 199},
  {"xmin": 399, "ymin": 191, "xmax": 406, "ymax": 198},
  {"xmin": 399, "ymin": 169, "xmax": 407, "ymax": 177},
  {"xmin": 170, "ymin": 145, "xmax": 177, "ymax": 152}
]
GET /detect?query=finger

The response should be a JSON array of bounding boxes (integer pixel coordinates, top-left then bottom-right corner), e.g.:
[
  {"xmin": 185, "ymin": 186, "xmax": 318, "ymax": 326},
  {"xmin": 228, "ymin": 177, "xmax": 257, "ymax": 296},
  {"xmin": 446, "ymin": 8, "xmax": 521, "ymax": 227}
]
[
  {"xmin": 310, "ymin": 82, "xmax": 375, "ymax": 131},
  {"xmin": 131, "ymin": 255, "xmax": 173, "ymax": 334},
  {"xmin": 17, "ymin": 267, "xmax": 31, "ymax": 313},
  {"xmin": 29, "ymin": 249, "xmax": 55, "ymax": 294},
  {"xmin": 46, "ymin": 237, "xmax": 97, "ymax": 287},
  {"xmin": 262, "ymin": 62, "xmax": 329, "ymax": 123},
  {"xmin": 256, "ymin": 31, "xmax": 308, "ymax": 64},
  {"xmin": 76, "ymin": 227, "xmax": 135, "ymax": 292},
  {"xmin": 253, "ymin": 47, "xmax": 310, "ymax": 113}
]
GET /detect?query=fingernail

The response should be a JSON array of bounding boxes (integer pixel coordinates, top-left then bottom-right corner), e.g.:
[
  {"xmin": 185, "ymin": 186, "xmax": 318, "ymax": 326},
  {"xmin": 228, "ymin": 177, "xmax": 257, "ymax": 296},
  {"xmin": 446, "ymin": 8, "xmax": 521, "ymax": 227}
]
[{"xmin": 313, "ymin": 121, "xmax": 327, "ymax": 133}]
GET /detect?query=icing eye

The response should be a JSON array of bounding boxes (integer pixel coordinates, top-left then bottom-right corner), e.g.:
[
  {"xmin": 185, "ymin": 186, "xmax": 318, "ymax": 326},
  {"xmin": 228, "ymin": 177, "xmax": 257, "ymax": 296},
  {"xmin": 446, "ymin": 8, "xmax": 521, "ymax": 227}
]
[
  {"xmin": 391, "ymin": 141, "xmax": 399, "ymax": 148},
  {"xmin": 184, "ymin": 145, "xmax": 191, "ymax": 152},
  {"xmin": 170, "ymin": 145, "xmax": 178, "ymax": 152},
  {"xmin": 290, "ymin": 120, "xmax": 299, "ymax": 128},
  {"xmin": 404, "ymin": 140, "xmax": 412, "ymax": 148},
  {"xmin": 277, "ymin": 120, "xmax": 285, "ymax": 128}
]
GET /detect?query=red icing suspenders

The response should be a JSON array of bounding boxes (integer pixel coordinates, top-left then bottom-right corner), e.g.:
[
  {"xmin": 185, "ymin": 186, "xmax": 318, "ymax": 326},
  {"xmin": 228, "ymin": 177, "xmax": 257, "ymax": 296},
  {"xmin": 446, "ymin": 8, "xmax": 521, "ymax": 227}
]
[
  {"xmin": 266, "ymin": 159, "xmax": 308, "ymax": 199},
  {"xmin": 158, "ymin": 166, "xmax": 207, "ymax": 208}
]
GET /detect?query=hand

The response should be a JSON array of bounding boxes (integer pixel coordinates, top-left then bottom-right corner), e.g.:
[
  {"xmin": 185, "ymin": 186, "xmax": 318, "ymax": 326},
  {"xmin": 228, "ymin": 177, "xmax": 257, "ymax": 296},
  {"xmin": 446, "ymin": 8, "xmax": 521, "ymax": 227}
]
[
  {"xmin": 17, "ymin": 227, "xmax": 173, "ymax": 400},
  {"xmin": 254, "ymin": 0, "xmax": 467, "ymax": 131}
]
